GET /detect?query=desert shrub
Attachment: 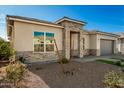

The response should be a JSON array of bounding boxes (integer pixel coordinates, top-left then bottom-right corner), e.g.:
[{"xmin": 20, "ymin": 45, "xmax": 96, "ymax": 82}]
[
  {"xmin": 103, "ymin": 71, "xmax": 124, "ymax": 88},
  {"xmin": 59, "ymin": 57, "xmax": 69, "ymax": 64},
  {"xmin": 6, "ymin": 62, "xmax": 26, "ymax": 86},
  {"xmin": 0, "ymin": 38, "xmax": 14, "ymax": 60}
]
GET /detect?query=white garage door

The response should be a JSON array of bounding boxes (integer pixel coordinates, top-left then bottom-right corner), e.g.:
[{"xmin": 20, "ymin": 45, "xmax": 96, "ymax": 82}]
[{"xmin": 100, "ymin": 39, "xmax": 113, "ymax": 55}]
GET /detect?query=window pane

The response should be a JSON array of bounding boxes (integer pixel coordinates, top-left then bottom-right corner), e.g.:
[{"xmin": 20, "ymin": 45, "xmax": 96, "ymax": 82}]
[
  {"xmin": 34, "ymin": 32, "xmax": 44, "ymax": 44},
  {"xmin": 34, "ymin": 44, "xmax": 44, "ymax": 52},
  {"xmin": 46, "ymin": 32, "xmax": 54, "ymax": 44},
  {"xmin": 34, "ymin": 32, "xmax": 44, "ymax": 52},
  {"xmin": 46, "ymin": 44, "xmax": 54, "ymax": 51}
]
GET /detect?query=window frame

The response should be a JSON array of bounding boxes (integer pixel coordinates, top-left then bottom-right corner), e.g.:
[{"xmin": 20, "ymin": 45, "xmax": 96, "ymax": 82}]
[{"xmin": 33, "ymin": 31, "xmax": 55, "ymax": 53}]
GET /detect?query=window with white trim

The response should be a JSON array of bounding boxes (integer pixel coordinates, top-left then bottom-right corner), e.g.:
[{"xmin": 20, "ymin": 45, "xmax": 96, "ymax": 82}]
[{"xmin": 34, "ymin": 32, "xmax": 54, "ymax": 52}]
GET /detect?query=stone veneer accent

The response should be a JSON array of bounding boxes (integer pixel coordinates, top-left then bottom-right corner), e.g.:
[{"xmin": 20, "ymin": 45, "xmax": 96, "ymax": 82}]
[
  {"xmin": 59, "ymin": 21, "xmax": 84, "ymax": 59},
  {"xmin": 89, "ymin": 49, "xmax": 100, "ymax": 56},
  {"xmin": 83, "ymin": 49, "xmax": 90, "ymax": 56},
  {"xmin": 79, "ymin": 31, "xmax": 84, "ymax": 58},
  {"xmin": 16, "ymin": 51, "xmax": 63, "ymax": 63}
]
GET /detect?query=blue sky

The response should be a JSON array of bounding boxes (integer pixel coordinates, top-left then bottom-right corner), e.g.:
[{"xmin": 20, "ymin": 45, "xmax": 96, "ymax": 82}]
[{"xmin": 0, "ymin": 5, "xmax": 124, "ymax": 39}]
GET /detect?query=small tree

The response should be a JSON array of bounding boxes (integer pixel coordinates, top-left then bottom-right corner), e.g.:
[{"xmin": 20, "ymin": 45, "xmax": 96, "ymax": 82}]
[{"xmin": 0, "ymin": 38, "xmax": 14, "ymax": 61}]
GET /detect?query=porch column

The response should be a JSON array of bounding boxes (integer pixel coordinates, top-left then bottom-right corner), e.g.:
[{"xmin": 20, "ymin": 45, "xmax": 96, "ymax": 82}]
[
  {"xmin": 113, "ymin": 39, "xmax": 118, "ymax": 54},
  {"xmin": 96, "ymin": 34, "xmax": 100, "ymax": 56},
  {"xmin": 65, "ymin": 29, "xmax": 70, "ymax": 59},
  {"xmin": 79, "ymin": 30, "xmax": 84, "ymax": 58}
]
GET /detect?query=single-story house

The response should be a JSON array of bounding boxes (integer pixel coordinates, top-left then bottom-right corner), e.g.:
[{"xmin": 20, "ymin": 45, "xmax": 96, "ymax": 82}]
[{"xmin": 6, "ymin": 15, "xmax": 122, "ymax": 62}]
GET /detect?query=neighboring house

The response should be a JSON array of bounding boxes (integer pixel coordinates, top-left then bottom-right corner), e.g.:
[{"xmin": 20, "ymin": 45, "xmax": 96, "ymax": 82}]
[{"xmin": 6, "ymin": 15, "xmax": 122, "ymax": 62}]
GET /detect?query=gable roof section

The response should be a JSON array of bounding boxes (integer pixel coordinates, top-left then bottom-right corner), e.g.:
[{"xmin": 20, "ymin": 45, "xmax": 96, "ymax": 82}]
[
  {"xmin": 55, "ymin": 16, "xmax": 87, "ymax": 25},
  {"xmin": 7, "ymin": 15, "xmax": 64, "ymax": 29}
]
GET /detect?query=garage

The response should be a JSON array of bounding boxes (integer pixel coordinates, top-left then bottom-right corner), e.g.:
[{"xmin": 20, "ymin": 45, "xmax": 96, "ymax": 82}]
[{"xmin": 100, "ymin": 39, "xmax": 114, "ymax": 55}]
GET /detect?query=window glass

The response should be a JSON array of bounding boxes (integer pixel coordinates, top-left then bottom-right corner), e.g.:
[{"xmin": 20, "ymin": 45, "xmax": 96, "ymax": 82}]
[
  {"xmin": 46, "ymin": 33, "xmax": 54, "ymax": 44},
  {"xmin": 34, "ymin": 32, "xmax": 44, "ymax": 52},
  {"xmin": 46, "ymin": 44, "xmax": 54, "ymax": 51},
  {"xmin": 34, "ymin": 32, "xmax": 44, "ymax": 44},
  {"xmin": 33, "ymin": 32, "xmax": 55, "ymax": 52},
  {"xmin": 46, "ymin": 32, "xmax": 54, "ymax": 51},
  {"xmin": 34, "ymin": 44, "xmax": 44, "ymax": 52}
]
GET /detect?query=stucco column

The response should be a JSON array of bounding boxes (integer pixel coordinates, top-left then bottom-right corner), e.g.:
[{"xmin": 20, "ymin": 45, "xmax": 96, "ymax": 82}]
[
  {"xmin": 65, "ymin": 29, "xmax": 70, "ymax": 59},
  {"xmin": 113, "ymin": 39, "xmax": 118, "ymax": 54},
  {"xmin": 96, "ymin": 34, "xmax": 100, "ymax": 56},
  {"xmin": 121, "ymin": 39, "xmax": 124, "ymax": 54},
  {"xmin": 79, "ymin": 30, "xmax": 84, "ymax": 58}
]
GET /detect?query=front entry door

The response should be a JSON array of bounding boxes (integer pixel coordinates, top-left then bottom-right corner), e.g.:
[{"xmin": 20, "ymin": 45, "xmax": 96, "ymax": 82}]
[{"xmin": 70, "ymin": 33, "xmax": 79, "ymax": 57}]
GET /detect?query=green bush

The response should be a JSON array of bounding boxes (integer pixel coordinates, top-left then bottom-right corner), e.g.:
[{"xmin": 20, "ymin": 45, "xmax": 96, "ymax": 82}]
[
  {"xmin": 103, "ymin": 71, "xmax": 124, "ymax": 88},
  {"xmin": 6, "ymin": 62, "xmax": 26, "ymax": 86},
  {"xmin": 0, "ymin": 38, "xmax": 14, "ymax": 60},
  {"xmin": 59, "ymin": 57, "xmax": 69, "ymax": 64}
]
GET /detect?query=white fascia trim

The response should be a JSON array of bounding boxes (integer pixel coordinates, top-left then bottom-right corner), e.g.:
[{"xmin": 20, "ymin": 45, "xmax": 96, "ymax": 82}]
[
  {"xmin": 55, "ymin": 18, "xmax": 85, "ymax": 25},
  {"xmin": 8, "ymin": 17, "xmax": 64, "ymax": 29}
]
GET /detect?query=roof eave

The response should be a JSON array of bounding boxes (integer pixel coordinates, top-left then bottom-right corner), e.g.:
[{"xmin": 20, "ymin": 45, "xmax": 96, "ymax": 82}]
[
  {"xmin": 89, "ymin": 31, "xmax": 119, "ymax": 37},
  {"xmin": 55, "ymin": 17, "xmax": 86, "ymax": 25},
  {"xmin": 7, "ymin": 16, "xmax": 64, "ymax": 29}
]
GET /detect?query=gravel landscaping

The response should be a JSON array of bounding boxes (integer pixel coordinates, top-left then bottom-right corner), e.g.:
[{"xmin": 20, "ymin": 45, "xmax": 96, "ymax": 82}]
[{"xmin": 28, "ymin": 61, "xmax": 122, "ymax": 88}]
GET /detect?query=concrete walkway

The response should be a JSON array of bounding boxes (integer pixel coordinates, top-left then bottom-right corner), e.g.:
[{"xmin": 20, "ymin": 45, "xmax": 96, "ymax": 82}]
[
  {"xmin": 71, "ymin": 54, "xmax": 124, "ymax": 63},
  {"xmin": 26, "ymin": 54, "xmax": 124, "ymax": 65}
]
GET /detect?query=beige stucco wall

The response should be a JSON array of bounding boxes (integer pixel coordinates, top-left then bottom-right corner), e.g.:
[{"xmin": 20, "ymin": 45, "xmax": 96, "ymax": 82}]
[
  {"xmin": 89, "ymin": 34, "xmax": 97, "ymax": 49},
  {"xmin": 13, "ymin": 21, "xmax": 63, "ymax": 51}
]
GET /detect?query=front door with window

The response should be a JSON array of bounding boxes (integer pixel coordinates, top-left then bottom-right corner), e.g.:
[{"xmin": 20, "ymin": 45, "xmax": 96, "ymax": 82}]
[{"xmin": 70, "ymin": 33, "xmax": 79, "ymax": 57}]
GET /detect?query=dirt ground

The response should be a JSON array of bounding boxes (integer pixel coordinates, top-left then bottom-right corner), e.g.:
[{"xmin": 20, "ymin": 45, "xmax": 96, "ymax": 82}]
[{"xmin": 27, "ymin": 61, "xmax": 122, "ymax": 88}]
